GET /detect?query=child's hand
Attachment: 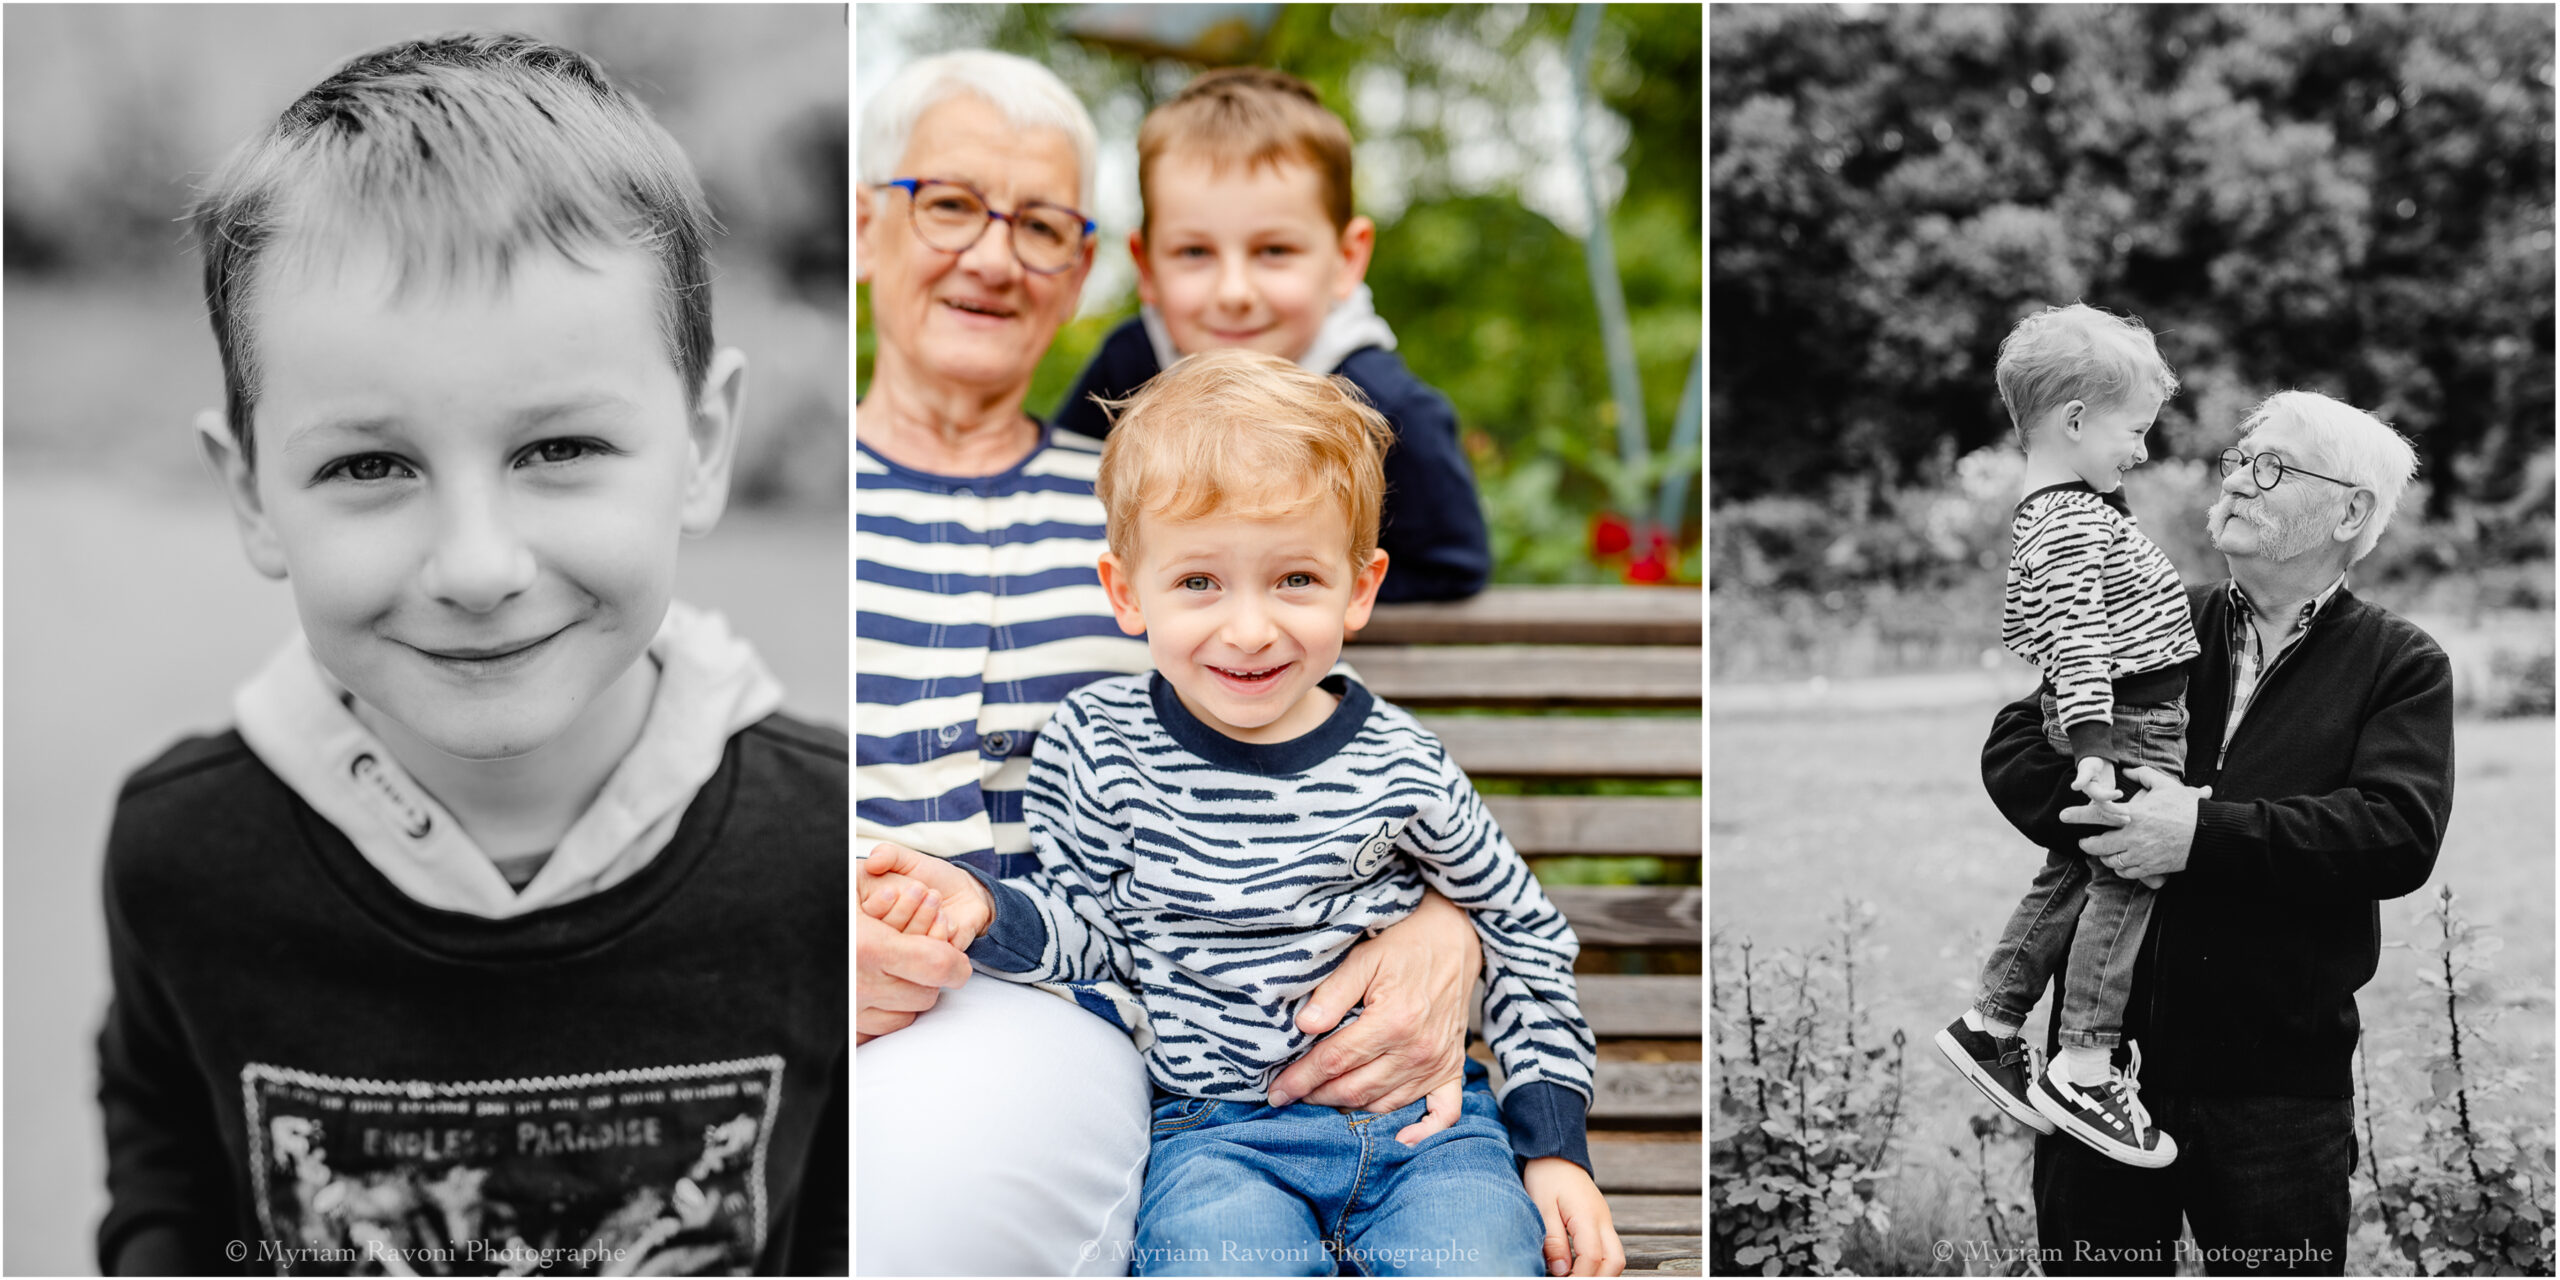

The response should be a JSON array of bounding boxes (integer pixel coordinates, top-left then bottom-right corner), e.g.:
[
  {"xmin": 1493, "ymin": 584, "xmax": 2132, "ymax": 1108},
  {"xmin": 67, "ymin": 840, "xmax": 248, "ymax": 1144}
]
[
  {"xmin": 859, "ymin": 843, "xmax": 995, "ymax": 947},
  {"xmin": 1522, "ymin": 1157, "xmax": 1624, "ymax": 1276},
  {"xmin": 1391, "ymin": 1074, "xmax": 1464, "ymax": 1146},
  {"xmin": 2072, "ymin": 755, "xmax": 2121, "ymax": 802}
]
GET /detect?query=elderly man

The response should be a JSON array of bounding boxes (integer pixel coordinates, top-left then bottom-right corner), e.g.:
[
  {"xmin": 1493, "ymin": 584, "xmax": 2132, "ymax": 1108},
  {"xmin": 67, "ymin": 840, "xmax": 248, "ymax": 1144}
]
[{"xmin": 1980, "ymin": 391, "xmax": 2455, "ymax": 1276}]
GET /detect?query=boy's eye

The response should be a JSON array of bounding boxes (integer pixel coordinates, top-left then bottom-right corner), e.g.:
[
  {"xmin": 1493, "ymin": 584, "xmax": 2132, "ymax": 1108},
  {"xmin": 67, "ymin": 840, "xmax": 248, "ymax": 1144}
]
[
  {"xmin": 1258, "ymin": 245, "xmax": 1298, "ymax": 258},
  {"xmin": 317, "ymin": 453, "xmax": 412, "ymax": 484},
  {"xmin": 520, "ymin": 438, "xmax": 605, "ymax": 467},
  {"xmin": 1178, "ymin": 574, "xmax": 1215, "ymax": 591},
  {"xmin": 1281, "ymin": 572, "xmax": 1317, "ymax": 589},
  {"xmin": 1174, "ymin": 246, "xmax": 1211, "ymax": 260}
]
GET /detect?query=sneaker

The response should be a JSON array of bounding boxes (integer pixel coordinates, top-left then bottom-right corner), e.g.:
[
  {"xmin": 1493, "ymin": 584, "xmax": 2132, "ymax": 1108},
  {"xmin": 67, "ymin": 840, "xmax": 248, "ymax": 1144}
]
[
  {"xmin": 1933, "ymin": 1015, "xmax": 2055, "ymax": 1135},
  {"xmin": 2030, "ymin": 1044, "xmax": 2177, "ymax": 1168}
]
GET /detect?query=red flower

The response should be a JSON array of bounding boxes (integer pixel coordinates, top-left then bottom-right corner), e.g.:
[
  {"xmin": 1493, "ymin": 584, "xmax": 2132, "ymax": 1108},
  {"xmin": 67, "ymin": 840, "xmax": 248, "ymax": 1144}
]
[
  {"xmin": 1590, "ymin": 512, "xmax": 1634, "ymax": 557},
  {"xmin": 1622, "ymin": 554, "xmax": 1668, "ymax": 584}
]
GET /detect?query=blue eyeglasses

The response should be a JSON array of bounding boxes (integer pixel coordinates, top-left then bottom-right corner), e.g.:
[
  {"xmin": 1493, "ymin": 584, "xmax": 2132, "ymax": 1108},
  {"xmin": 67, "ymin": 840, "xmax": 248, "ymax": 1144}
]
[{"xmin": 880, "ymin": 178, "xmax": 1094, "ymax": 274}]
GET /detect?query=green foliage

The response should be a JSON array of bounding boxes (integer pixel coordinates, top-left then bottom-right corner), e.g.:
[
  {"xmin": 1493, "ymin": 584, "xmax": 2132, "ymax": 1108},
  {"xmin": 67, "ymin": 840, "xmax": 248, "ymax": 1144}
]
[
  {"xmin": 1711, "ymin": 5, "xmax": 2556, "ymax": 517},
  {"xmin": 2358, "ymin": 885, "xmax": 2557, "ymax": 1276},
  {"xmin": 1711, "ymin": 899, "xmax": 1906, "ymax": 1276},
  {"xmin": 876, "ymin": 4, "xmax": 1703, "ymax": 582}
]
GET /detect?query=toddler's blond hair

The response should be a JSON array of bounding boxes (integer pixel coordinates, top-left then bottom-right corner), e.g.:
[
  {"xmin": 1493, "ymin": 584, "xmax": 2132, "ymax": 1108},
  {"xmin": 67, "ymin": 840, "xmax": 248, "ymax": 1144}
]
[
  {"xmin": 1096, "ymin": 348, "xmax": 1392, "ymax": 567},
  {"xmin": 1996, "ymin": 303, "xmax": 2179, "ymax": 448}
]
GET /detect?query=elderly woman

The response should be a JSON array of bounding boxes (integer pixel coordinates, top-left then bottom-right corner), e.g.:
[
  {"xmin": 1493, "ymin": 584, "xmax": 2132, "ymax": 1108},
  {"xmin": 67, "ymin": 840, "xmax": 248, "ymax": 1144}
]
[{"xmin": 855, "ymin": 51, "xmax": 1490, "ymax": 1276}]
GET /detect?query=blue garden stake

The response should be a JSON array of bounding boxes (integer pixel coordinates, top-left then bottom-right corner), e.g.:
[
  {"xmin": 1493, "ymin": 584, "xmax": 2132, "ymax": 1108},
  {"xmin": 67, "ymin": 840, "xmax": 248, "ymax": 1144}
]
[
  {"xmin": 1655, "ymin": 348, "xmax": 1702, "ymax": 540},
  {"xmin": 1567, "ymin": 3, "xmax": 1651, "ymax": 524}
]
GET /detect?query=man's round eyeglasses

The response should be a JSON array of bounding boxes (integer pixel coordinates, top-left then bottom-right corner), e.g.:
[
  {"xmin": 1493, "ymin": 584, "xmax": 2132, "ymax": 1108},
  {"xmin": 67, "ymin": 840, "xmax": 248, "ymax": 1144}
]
[
  {"xmin": 879, "ymin": 178, "xmax": 1093, "ymax": 275},
  {"xmin": 2218, "ymin": 449, "xmax": 2356, "ymax": 491}
]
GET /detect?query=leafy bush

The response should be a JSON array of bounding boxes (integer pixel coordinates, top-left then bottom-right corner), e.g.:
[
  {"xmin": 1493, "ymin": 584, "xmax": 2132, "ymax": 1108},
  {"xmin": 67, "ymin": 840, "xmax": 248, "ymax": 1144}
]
[
  {"xmin": 2357, "ymin": 885, "xmax": 2557, "ymax": 1276},
  {"xmin": 1711, "ymin": 900, "xmax": 1906, "ymax": 1275}
]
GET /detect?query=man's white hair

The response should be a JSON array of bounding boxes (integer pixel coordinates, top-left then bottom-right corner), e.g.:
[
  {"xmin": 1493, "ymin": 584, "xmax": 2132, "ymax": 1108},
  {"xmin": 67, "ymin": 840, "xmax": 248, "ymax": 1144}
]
[
  {"xmin": 2237, "ymin": 390, "xmax": 2419, "ymax": 564},
  {"xmin": 858, "ymin": 49, "xmax": 1098, "ymax": 214}
]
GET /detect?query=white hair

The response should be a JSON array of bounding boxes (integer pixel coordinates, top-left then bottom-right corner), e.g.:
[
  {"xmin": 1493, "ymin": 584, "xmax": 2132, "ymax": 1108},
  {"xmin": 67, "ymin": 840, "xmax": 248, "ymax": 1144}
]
[
  {"xmin": 858, "ymin": 49, "xmax": 1098, "ymax": 214},
  {"xmin": 2237, "ymin": 390, "xmax": 2419, "ymax": 564}
]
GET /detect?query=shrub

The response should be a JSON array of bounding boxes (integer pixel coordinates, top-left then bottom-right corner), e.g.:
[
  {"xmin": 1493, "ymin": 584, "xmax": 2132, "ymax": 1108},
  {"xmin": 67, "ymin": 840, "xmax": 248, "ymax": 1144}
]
[
  {"xmin": 2357, "ymin": 885, "xmax": 2557, "ymax": 1276},
  {"xmin": 1711, "ymin": 899, "xmax": 1906, "ymax": 1275}
]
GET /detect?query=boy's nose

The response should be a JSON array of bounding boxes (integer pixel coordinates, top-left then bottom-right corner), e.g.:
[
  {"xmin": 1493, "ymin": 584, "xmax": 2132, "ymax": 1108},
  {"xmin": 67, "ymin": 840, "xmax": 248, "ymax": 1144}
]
[
  {"xmin": 1215, "ymin": 256, "xmax": 1255, "ymax": 309},
  {"xmin": 1219, "ymin": 598, "xmax": 1280, "ymax": 652},
  {"xmin": 421, "ymin": 493, "xmax": 537, "ymax": 613}
]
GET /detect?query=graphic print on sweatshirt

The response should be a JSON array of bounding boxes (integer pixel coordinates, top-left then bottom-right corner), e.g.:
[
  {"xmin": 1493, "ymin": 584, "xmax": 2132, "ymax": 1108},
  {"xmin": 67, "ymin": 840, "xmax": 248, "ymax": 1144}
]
[{"xmin": 242, "ymin": 1057, "xmax": 782, "ymax": 1276}]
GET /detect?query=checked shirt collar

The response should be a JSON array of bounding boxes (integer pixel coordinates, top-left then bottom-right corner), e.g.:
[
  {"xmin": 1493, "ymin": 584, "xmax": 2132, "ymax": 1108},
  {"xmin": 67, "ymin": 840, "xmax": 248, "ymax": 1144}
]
[{"xmin": 2221, "ymin": 573, "xmax": 2347, "ymax": 760}]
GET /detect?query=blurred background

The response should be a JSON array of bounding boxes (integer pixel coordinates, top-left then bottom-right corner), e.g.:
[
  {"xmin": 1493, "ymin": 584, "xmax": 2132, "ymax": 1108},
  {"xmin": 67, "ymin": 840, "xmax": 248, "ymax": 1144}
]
[
  {"xmin": 856, "ymin": 2, "xmax": 1704, "ymax": 586},
  {"xmin": 1707, "ymin": 6, "xmax": 2553, "ymax": 1273},
  {"xmin": 2, "ymin": 6, "xmax": 844, "ymax": 1270}
]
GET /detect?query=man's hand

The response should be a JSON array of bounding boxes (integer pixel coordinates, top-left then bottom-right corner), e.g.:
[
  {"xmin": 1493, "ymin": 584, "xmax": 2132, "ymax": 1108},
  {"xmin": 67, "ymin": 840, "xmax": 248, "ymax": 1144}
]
[
  {"xmin": 1523, "ymin": 1157, "xmax": 1624, "ymax": 1276},
  {"xmin": 1267, "ymin": 889, "xmax": 1481, "ymax": 1139},
  {"xmin": 2072, "ymin": 755, "xmax": 2121, "ymax": 802},
  {"xmin": 2073, "ymin": 766, "xmax": 2211, "ymax": 884},
  {"xmin": 855, "ymin": 843, "xmax": 974, "ymax": 1045},
  {"xmin": 858, "ymin": 843, "xmax": 995, "ymax": 947}
]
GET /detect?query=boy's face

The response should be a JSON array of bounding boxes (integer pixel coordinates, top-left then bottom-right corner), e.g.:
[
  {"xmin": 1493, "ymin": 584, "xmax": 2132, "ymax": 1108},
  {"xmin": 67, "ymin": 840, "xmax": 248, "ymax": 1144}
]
[
  {"xmin": 2049, "ymin": 389, "xmax": 2163, "ymax": 492},
  {"xmin": 1133, "ymin": 153, "xmax": 1374, "ymax": 365},
  {"xmin": 205, "ymin": 244, "xmax": 743, "ymax": 762},
  {"xmin": 1098, "ymin": 489, "xmax": 1389, "ymax": 745}
]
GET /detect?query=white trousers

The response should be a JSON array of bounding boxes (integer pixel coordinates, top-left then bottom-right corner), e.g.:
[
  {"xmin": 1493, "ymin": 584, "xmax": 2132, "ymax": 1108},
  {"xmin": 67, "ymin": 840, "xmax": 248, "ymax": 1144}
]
[{"xmin": 855, "ymin": 976, "xmax": 1152, "ymax": 1276}]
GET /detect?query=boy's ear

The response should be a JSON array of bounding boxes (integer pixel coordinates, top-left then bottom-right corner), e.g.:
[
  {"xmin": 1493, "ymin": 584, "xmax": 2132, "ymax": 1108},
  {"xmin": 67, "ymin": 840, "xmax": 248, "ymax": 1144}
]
[
  {"xmin": 1341, "ymin": 549, "xmax": 1391, "ymax": 634},
  {"xmin": 680, "ymin": 347, "xmax": 750, "ymax": 537},
  {"xmin": 1096, "ymin": 550, "xmax": 1148, "ymax": 637},
  {"xmin": 1129, "ymin": 229, "xmax": 1158, "ymax": 307},
  {"xmin": 1333, "ymin": 216, "xmax": 1377, "ymax": 300},
  {"xmin": 2060, "ymin": 399, "xmax": 2086, "ymax": 437},
  {"xmin": 197, "ymin": 409, "xmax": 288, "ymax": 581}
]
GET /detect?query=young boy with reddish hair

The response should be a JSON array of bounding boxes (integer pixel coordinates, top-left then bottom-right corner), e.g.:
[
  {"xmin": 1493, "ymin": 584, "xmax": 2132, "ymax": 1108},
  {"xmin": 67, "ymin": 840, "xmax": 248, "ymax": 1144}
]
[
  {"xmin": 1052, "ymin": 66, "xmax": 1493, "ymax": 604},
  {"xmin": 97, "ymin": 33, "xmax": 844, "ymax": 1275},
  {"xmin": 868, "ymin": 348, "xmax": 1623, "ymax": 1276}
]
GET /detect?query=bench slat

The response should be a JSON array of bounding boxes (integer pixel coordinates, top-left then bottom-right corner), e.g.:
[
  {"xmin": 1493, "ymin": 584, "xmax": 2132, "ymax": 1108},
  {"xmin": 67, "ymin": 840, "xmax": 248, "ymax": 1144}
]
[
  {"xmin": 1486, "ymin": 796, "xmax": 1701, "ymax": 857},
  {"xmin": 1620, "ymin": 1235, "xmax": 1705, "ymax": 1271},
  {"xmin": 1589, "ymin": 1061, "xmax": 1702, "ymax": 1120},
  {"xmin": 1471, "ymin": 975, "xmax": 1700, "ymax": 1038},
  {"xmin": 1553, "ymin": 887, "xmax": 1702, "ymax": 949},
  {"xmin": 1351, "ymin": 646, "xmax": 1702, "ymax": 707},
  {"xmin": 1591, "ymin": 1140, "xmax": 1704, "ymax": 1193},
  {"xmin": 1421, "ymin": 715, "xmax": 1701, "ymax": 778},
  {"xmin": 1356, "ymin": 587, "xmax": 1702, "ymax": 646},
  {"xmin": 1603, "ymin": 1194, "xmax": 1703, "ymax": 1236}
]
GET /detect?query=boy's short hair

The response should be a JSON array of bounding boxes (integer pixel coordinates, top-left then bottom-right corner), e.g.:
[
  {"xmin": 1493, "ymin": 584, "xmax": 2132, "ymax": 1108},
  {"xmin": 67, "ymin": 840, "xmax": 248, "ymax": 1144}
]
[
  {"xmin": 1137, "ymin": 67, "xmax": 1353, "ymax": 235},
  {"xmin": 2237, "ymin": 391, "xmax": 2419, "ymax": 564},
  {"xmin": 858, "ymin": 49, "xmax": 1099, "ymax": 215},
  {"xmin": 191, "ymin": 32, "xmax": 716, "ymax": 466},
  {"xmin": 1096, "ymin": 348, "xmax": 1392, "ymax": 567},
  {"xmin": 1995, "ymin": 303, "xmax": 2180, "ymax": 446}
]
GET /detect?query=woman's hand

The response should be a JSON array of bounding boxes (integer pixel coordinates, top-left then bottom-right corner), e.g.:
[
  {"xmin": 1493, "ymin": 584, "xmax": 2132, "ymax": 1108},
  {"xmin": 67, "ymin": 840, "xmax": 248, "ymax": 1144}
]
[
  {"xmin": 1523, "ymin": 1157, "xmax": 1625, "ymax": 1276},
  {"xmin": 1267, "ymin": 888, "xmax": 1481, "ymax": 1132},
  {"xmin": 856, "ymin": 842, "xmax": 974, "ymax": 1044}
]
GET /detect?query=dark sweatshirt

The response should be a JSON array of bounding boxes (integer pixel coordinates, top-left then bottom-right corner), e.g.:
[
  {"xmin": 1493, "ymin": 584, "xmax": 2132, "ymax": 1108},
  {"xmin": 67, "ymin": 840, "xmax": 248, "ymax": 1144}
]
[
  {"xmin": 96, "ymin": 715, "xmax": 848, "ymax": 1276},
  {"xmin": 1052, "ymin": 317, "xmax": 1494, "ymax": 604},
  {"xmin": 1980, "ymin": 580, "xmax": 2454, "ymax": 1098}
]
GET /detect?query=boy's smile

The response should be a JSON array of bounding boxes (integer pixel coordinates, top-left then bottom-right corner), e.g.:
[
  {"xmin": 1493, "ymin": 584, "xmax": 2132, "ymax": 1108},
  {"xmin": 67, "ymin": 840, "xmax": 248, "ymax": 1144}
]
[
  {"xmin": 212, "ymin": 244, "xmax": 739, "ymax": 765},
  {"xmin": 1099, "ymin": 495, "xmax": 1389, "ymax": 745},
  {"xmin": 1134, "ymin": 153, "xmax": 1373, "ymax": 365}
]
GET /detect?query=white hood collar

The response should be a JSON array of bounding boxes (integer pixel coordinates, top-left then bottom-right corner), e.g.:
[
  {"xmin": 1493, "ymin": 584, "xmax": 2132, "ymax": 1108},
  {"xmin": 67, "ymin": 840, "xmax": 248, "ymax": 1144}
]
[
  {"xmin": 234, "ymin": 601, "xmax": 785, "ymax": 919},
  {"xmin": 1140, "ymin": 284, "xmax": 1398, "ymax": 376}
]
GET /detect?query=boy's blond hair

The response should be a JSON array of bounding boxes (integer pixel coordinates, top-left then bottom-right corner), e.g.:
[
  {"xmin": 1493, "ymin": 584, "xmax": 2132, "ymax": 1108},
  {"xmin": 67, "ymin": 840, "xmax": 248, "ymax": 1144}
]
[
  {"xmin": 1096, "ymin": 348, "xmax": 1392, "ymax": 567},
  {"xmin": 1137, "ymin": 66, "xmax": 1353, "ymax": 234},
  {"xmin": 1995, "ymin": 303, "xmax": 2180, "ymax": 448},
  {"xmin": 190, "ymin": 32, "xmax": 715, "ymax": 467}
]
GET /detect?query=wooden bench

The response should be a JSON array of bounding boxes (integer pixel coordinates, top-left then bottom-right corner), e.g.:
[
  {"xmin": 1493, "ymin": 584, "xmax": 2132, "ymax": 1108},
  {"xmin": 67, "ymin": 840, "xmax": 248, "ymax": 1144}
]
[{"xmin": 1351, "ymin": 586, "xmax": 1703, "ymax": 1275}]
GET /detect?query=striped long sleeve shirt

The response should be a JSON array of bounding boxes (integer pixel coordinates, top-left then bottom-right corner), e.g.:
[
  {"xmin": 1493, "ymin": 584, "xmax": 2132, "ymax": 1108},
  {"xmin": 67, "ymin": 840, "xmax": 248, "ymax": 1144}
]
[
  {"xmin": 2000, "ymin": 482, "xmax": 2201, "ymax": 758},
  {"xmin": 959, "ymin": 671, "xmax": 1598, "ymax": 1169},
  {"xmin": 854, "ymin": 424, "xmax": 1151, "ymax": 878}
]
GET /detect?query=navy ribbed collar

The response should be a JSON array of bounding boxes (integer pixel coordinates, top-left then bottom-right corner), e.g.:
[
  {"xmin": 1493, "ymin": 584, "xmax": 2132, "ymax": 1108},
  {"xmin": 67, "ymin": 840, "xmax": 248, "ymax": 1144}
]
[{"xmin": 1149, "ymin": 670, "xmax": 1371, "ymax": 776}]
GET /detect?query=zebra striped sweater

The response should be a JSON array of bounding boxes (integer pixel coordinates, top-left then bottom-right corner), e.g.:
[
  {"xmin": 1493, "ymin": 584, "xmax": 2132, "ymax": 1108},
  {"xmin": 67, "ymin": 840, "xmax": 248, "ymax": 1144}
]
[
  {"xmin": 958, "ymin": 670, "xmax": 1598, "ymax": 1168},
  {"xmin": 2001, "ymin": 482, "xmax": 2202, "ymax": 760}
]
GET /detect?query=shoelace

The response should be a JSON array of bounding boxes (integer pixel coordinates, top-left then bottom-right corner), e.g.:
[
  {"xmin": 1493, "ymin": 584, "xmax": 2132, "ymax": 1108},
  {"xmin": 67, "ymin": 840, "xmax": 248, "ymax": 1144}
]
[{"xmin": 2102, "ymin": 1042, "xmax": 2154, "ymax": 1146}]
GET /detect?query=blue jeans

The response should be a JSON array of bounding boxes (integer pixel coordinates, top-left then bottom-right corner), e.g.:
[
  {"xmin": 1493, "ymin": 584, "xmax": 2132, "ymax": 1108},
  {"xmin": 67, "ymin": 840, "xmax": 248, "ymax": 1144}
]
[
  {"xmin": 1974, "ymin": 695, "xmax": 2188, "ymax": 1048},
  {"xmin": 1133, "ymin": 1058, "xmax": 1547, "ymax": 1277}
]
